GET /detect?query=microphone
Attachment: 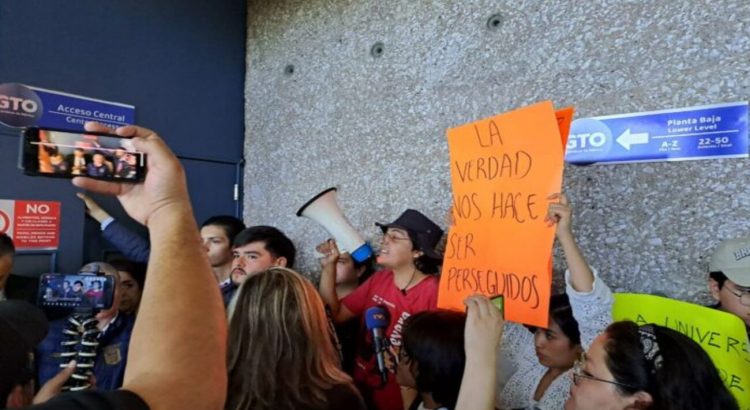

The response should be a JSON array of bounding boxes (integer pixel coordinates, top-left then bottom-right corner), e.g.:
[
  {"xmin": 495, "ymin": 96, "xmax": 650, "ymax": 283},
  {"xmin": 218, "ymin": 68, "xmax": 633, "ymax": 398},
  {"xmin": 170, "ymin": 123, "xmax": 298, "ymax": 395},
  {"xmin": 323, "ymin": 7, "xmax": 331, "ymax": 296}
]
[{"xmin": 365, "ymin": 306, "xmax": 390, "ymax": 385}]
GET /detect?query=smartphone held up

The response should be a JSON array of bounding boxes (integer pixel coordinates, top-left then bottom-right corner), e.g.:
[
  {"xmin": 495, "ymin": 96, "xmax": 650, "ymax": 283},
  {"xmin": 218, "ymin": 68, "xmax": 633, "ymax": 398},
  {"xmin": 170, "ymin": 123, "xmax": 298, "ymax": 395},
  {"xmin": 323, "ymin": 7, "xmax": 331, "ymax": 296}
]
[
  {"xmin": 37, "ymin": 273, "xmax": 116, "ymax": 311},
  {"xmin": 21, "ymin": 127, "xmax": 146, "ymax": 182}
]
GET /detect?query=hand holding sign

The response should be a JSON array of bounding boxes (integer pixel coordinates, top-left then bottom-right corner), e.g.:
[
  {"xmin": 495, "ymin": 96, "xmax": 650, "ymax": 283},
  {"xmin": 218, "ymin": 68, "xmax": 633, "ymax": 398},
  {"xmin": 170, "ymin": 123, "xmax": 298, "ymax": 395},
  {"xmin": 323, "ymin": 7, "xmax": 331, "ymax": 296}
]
[
  {"xmin": 464, "ymin": 295, "xmax": 505, "ymax": 355},
  {"xmin": 454, "ymin": 295, "xmax": 505, "ymax": 410},
  {"xmin": 545, "ymin": 193, "xmax": 572, "ymax": 234}
]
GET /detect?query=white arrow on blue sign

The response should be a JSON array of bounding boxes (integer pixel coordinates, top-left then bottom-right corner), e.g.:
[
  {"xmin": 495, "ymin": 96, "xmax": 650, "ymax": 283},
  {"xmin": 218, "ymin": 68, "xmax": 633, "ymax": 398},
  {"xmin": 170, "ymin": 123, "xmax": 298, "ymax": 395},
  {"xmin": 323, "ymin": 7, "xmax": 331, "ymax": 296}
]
[{"xmin": 565, "ymin": 102, "xmax": 748, "ymax": 164}]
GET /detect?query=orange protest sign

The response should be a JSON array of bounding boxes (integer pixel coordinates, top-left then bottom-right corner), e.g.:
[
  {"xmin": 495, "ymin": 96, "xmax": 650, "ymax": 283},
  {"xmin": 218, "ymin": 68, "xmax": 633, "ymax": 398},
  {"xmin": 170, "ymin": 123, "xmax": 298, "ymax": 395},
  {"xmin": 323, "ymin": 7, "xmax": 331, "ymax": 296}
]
[
  {"xmin": 556, "ymin": 106, "xmax": 574, "ymax": 147},
  {"xmin": 438, "ymin": 101, "xmax": 566, "ymax": 327}
]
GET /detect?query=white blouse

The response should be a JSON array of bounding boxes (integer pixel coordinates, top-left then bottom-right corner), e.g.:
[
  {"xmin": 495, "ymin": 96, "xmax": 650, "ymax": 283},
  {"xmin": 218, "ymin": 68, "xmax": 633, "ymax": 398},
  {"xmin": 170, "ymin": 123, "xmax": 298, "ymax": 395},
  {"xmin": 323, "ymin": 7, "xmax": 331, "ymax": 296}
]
[{"xmin": 495, "ymin": 269, "xmax": 613, "ymax": 410}]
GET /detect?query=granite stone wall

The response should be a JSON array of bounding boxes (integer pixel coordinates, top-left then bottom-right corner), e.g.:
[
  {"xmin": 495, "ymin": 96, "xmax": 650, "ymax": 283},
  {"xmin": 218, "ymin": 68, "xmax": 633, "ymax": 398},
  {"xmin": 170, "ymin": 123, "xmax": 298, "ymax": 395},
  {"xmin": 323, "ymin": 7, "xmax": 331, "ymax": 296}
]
[{"xmin": 244, "ymin": 0, "xmax": 750, "ymax": 303}]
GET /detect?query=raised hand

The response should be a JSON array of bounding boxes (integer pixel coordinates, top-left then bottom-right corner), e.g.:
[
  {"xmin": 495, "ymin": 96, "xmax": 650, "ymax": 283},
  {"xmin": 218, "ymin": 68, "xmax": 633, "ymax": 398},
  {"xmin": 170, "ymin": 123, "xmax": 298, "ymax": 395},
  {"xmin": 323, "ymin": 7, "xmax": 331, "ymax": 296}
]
[
  {"xmin": 545, "ymin": 192, "xmax": 573, "ymax": 238},
  {"xmin": 316, "ymin": 238, "xmax": 341, "ymax": 269}
]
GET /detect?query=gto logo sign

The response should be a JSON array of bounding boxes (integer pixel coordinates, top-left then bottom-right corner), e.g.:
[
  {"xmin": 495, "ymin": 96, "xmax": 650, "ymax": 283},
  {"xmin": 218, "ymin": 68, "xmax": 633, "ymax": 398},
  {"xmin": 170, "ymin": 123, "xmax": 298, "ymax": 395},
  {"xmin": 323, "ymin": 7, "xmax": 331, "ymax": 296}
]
[
  {"xmin": 0, "ymin": 83, "xmax": 43, "ymax": 127},
  {"xmin": 0, "ymin": 95, "xmax": 38, "ymax": 113}
]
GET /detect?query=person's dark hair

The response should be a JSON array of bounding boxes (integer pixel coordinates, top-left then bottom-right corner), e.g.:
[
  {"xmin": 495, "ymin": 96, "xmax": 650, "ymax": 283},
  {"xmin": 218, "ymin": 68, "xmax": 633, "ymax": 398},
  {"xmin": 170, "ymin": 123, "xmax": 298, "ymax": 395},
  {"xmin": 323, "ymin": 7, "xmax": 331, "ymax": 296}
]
[
  {"xmin": 604, "ymin": 321, "xmax": 738, "ymax": 410},
  {"xmin": 43, "ymin": 144, "xmax": 58, "ymax": 156},
  {"xmin": 0, "ymin": 349, "xmax": 33, "ymax": 403},
  {"xmin": 525, "ymin": 294, "xmax": 581, "ymax": 345},
  {"xmin": 709, "ymin": 271, "xmax": 728, "ymax": 289},
  {"xmin": 110, "ymin": 259, "xmax": 147, "ymax": 290},
  {"xmin": 0, "ymin": 232, "xmax": 15, "ymax": 258},
  {"xmin": 401, "ymin": 310, "xmax": 466, "ymax": 410},
  {"xmin": 405, "ymin": 231, "xmax": 441, "ymax": 274},
  {"xmin": 201, "ymin": 215, "xmax": 246, "ymax": 243},
  {"xmin": 233, "ymin": 226, "xmax": 296, "ymax": 268},
  {"xmin": 74, "ymin": 280, "xmax": 84, "ymax": 287}
]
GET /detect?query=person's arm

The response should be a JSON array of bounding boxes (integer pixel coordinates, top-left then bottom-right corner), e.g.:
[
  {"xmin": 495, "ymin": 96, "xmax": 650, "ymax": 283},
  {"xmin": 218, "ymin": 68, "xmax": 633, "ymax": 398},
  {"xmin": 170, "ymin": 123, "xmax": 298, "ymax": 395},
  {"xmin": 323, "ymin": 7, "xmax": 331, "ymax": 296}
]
[
  {"xmin": 77, "ymin": 193, "xmax": 150, "ymax": 263},
  {"xmin": 400, "ymin": 386, "xmax": 418, "ymax": 410},
  {"xmin": 101, "ymin": 220, "xmax": 150, "ymax": 263},
  {"xmin": 546, "ymin": 193, "xmax": 594, "ymax": 292},
  {"xmin": 317, "ymin": 239, "xmax": 356, "ymax": 323},
  {"xmin": 548, "ymin": 194, "xmax": 613, "ymax": 349},
  {"xmin": 455, "ymin": 295, "xmax": 504, "ymax": 410},
  {"xmin": 73, "ymin": 122, "xmax": 226, "ymax": 409}
]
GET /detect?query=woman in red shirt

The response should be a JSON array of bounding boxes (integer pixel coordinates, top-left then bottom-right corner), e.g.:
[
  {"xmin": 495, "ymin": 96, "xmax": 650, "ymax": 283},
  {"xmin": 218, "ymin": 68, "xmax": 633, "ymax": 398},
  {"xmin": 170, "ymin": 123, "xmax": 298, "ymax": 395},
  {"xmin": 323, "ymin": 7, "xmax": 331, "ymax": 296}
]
[{"xmin": 319, "ymin": 209, "xmax": 444, "ymax": 410}]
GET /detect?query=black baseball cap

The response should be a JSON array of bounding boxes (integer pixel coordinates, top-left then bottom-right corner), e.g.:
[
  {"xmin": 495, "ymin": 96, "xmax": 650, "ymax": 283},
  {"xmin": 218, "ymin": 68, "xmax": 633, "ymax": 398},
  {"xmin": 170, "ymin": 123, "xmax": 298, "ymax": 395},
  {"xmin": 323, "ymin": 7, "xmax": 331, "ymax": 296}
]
[{"xmin": 376, "ymin": 209, "xmax": 444, "ymax": 260}]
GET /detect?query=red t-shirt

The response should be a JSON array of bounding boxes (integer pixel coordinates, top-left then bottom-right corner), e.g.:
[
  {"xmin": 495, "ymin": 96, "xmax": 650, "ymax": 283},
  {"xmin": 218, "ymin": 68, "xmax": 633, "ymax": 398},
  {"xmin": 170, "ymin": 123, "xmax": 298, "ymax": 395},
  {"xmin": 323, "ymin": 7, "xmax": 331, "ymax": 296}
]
[{"xmin": 341, "ymin": 269, "xmax": 439, "ymax": 410}]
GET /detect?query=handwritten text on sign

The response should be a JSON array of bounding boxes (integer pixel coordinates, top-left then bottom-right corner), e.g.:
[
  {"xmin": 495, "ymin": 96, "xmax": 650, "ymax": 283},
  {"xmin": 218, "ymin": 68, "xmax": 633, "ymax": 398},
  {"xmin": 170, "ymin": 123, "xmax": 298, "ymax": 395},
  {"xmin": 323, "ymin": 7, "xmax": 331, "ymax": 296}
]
[
  {"xmin": 613, "ymin": 293, "xmax": 750, "ymax": 410},
  {"xmin": 438, "ymin": 101, "xmax": 567, "ymax": 327}
]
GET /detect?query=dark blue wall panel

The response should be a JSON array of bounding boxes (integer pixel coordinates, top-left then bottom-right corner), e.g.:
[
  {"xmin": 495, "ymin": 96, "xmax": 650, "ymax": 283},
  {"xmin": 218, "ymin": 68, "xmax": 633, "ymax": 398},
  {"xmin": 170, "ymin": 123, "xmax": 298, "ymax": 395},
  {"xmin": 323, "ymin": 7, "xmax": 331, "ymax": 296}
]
[{"xmin": 0, "ymin": 0, "xmax": 246, "ymax": 273}]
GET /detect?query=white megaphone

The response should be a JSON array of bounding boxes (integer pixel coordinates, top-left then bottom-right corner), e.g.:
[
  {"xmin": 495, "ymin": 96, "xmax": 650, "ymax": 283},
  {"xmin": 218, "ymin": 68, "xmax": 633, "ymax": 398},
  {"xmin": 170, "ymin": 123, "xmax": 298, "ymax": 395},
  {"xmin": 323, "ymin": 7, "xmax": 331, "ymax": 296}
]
[{"xmin": 296, "ymin": 187, "xmax": 373, "ymax": 263}]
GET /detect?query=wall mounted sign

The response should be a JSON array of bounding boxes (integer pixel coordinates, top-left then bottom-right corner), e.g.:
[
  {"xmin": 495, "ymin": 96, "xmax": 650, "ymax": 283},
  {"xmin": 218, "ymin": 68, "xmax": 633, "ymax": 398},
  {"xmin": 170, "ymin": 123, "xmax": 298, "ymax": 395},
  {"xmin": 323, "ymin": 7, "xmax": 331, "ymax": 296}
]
[
  {"xmin": 0, "ymin": 83, "xmax": 134, "ymax": 131},
  {"xmin": 0, "ymin": 199, "xmax": 61, "ymax": 250},
  {"xmin": 566, "ymin": 102, "xmax": 748, "ymax": 164}
]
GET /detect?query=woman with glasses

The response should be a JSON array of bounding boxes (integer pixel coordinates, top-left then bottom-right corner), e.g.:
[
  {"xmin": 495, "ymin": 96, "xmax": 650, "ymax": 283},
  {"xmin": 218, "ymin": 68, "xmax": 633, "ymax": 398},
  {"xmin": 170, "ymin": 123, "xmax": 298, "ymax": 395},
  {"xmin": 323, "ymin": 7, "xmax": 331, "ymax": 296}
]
[
  {"xmin": 495, "ymin": 193, "xmax": 614, "ymax": 409},
  {"xmin": 318, "ymin": 209, "xmax": 444, "ymax": 410},
  {"xmin": 566, "ymin": 321, "xmax": 738, "ymax": 410}
]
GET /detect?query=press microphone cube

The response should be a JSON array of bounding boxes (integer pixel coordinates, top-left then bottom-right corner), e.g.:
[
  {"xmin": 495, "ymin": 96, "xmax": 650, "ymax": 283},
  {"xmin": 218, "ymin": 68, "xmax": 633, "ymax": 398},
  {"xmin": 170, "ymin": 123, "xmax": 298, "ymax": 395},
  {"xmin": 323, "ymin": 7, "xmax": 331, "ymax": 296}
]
[
  {"xmin": 296, "ymin": 187, "xmax": 373, "ymax": 263},
  {"xmin": 365, "ymin": 306, "xmax": 390, "ymax": 384},
  {"xmin": 365, "ymin": 306, "xmax": 390, "ymax": 330}
]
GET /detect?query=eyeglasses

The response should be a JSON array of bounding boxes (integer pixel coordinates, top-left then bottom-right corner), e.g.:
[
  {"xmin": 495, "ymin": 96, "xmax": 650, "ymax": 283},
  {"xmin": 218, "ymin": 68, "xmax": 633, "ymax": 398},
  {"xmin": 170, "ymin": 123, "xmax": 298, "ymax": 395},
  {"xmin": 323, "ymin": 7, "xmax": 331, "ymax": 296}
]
[
  {"xmin": 572, "ymin": 353, "xmax": 636, "ymax": 390},
  {"xmin": 380, "ymin": 232, "xmax": 410, "ymax": 243},
  {"xmin": 725, "ymin": 286, "xmax": 750, "ymax": 307}
]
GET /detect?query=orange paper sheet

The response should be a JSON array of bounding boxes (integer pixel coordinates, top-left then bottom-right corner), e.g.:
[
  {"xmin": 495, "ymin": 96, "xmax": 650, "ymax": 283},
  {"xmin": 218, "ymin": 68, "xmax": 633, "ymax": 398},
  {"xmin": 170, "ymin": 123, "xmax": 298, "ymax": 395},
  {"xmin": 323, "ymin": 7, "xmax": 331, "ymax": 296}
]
[
  {"xmin": 556, "ymin": 106, "xmax": 574, "ymax": 148},
  {"xmin": 438, "ymin": 101, "xmax": 567, "ymax": 327}
]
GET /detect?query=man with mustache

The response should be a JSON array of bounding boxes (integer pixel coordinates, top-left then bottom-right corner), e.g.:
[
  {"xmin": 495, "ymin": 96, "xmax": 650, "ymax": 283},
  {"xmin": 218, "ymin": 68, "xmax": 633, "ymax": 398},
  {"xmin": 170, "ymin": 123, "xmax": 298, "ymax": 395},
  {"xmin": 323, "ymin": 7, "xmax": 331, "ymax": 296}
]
[{"xmin": 223, "ymin": 226, "xmax": 296, "ymax": 305}]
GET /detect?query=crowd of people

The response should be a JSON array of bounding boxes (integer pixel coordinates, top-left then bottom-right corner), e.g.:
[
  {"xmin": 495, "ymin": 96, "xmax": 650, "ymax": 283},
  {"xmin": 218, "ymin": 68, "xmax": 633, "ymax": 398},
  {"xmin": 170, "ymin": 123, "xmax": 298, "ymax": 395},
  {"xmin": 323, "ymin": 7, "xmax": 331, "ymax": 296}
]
[{"xmin": 0, "ymin": 121, "xmax": 747, "ymax": 410}]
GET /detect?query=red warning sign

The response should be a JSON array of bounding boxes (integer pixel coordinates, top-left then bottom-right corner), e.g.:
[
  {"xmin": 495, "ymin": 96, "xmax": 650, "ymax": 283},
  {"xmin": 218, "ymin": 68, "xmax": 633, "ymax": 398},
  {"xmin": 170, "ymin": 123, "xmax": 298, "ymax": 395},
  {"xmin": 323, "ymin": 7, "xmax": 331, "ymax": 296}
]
[{"xmin": 0, "ymin": 199, "xmax": 61, "ymax": 250}]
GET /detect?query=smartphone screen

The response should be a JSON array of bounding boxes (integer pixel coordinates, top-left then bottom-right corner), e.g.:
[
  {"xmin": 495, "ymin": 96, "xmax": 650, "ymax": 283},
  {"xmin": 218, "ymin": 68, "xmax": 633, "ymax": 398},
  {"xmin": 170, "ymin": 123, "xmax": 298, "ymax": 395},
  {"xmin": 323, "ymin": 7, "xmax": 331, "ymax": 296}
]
[
  {"xmin": 491, "ymin": 295, "xmax": 504, "ymax": 317},
  {"xmin": 22, "ymin": 127, "xmax": 145, "ymax": 181},
  {"xmin": 37, "ymin": 273, "xmax": 116, "ymax": 310}
]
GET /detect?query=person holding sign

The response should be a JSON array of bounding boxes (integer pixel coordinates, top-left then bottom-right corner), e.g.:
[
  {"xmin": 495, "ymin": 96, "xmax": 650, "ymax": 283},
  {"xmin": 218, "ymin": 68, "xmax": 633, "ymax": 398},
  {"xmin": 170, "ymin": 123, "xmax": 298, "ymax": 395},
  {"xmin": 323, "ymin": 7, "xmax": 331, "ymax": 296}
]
[
  {"xmin": 565, "ymin": 321, "xmax": 738, "ymax": 410},
  {"xmin": 496, "ymin": 194, "xmax": 614, "ymax": 410},
  {"xmin": 318, "ymin": 209, "xmax": 444, "ymax": 410}
]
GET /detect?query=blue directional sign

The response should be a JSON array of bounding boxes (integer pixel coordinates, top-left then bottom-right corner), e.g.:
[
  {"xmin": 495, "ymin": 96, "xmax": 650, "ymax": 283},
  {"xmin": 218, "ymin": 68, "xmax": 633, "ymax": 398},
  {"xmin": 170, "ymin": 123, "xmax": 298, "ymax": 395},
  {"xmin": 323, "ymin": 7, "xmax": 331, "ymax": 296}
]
[
  {"xmin": 565, "ymin": 102, "xmax": 748, "ymax": 164},
  {"xmin": 0, "ymin": 83, "xmax": 134, "ymax": 131}
]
